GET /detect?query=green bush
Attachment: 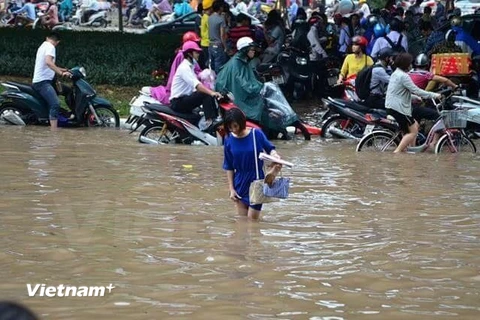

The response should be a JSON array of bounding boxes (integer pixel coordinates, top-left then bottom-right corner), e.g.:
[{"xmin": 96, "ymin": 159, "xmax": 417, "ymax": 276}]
[{"xmin": 0, "ymin": 29, "xmax": 181, "ymax": 86}]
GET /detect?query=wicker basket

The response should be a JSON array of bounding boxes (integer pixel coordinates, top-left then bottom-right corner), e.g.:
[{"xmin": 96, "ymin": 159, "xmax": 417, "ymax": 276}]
[{"xmin": 442, "ymin": 110, "xmax": 468, "ymax": 128}]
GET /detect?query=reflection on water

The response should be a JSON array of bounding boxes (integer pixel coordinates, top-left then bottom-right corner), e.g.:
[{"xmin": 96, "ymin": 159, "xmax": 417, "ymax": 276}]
[{"xmin": 0, "ymin": 126, "xmax": 479, "ymax": 320}]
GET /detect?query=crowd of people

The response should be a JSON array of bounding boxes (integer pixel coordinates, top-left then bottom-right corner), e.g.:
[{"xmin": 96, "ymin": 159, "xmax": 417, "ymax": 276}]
[{"xmin": 0, "ymin": 0, "xmax": 113, "ymax": 27}]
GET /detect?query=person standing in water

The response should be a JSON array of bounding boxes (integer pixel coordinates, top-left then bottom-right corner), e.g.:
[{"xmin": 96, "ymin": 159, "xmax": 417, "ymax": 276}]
[{"xmin": 223, "ymin": 109, "xmax": 281, "ymax": 220}]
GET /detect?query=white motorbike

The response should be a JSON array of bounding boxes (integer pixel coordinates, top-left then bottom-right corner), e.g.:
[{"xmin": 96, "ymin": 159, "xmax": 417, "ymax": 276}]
[
  {"xmin": 451, "ymin": 95, "xmax": 480, "ymax": 138},
  {"xmin": 142, "ymin": 12, "xmax": 175, "ymax": 29},
  {"xmin": 70, "ymin": 8, "xmax": 109, "ymax": 27},
  {"xmin": 125, "ymin": 88, "xmax": 159, "ymax": 131}
]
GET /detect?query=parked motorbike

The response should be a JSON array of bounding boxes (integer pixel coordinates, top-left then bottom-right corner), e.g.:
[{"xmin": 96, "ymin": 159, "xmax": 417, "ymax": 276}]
[
  {"xmin": 451, "ymin": 95, "xmax": 480, "ymax": 138},
  {"xmin": 0, "ymin": 67, "xmax": 119, "ymax": 128},
  {"xmin": 70, "ymin": 8, "xmax": 109, "ymax": 27},
  {"xmin": 0, "ymin": 0, "xmax": 17, "ymax": 26},
  {"xmin": 142, "ymin": 11, "xmax": 174, "ymax": 29},
  {"xmin": 32, "ymin": 4, "xmax": 66, "ymax": 30},
  {"xmin": 320, "ymin": 97, "xmax": 387, "ymax": 139},
  {"xmin": 124, "ymin": 5, "xmax": 148, "ymax": 26},
  {"xmin": 130, "ymin": 98, "xmax": 227, "ymax": 146},
  {"xmin": 277, "ymin": 46, "xmax": 312, "ymax": 100}
]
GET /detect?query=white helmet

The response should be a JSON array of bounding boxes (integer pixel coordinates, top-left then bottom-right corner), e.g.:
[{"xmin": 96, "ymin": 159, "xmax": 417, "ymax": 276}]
[{"xmin": 236, "ymin": 37, "xmax": 255, "ymax": 51}]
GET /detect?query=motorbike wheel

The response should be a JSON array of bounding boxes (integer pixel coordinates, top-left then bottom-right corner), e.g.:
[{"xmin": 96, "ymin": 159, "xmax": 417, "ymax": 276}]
[
  {"xmin": 0, "ymin": 104, "xmax": 34, "ymax": 125},
  {"xmin": 294, "ymin": 120, "xmax": 311, "ymax": 141},
  {"xmin": 100, "ymin": 18, "xmax": 108, "ymax": 28},
  {"xmin": 321, "ymin": 115, "xmax": 363, "ymax": 139},
  {"xmin": 142, "ymin": 20, "xmax": 151, "ymax": 29},
  {"xmin": 86, "ymin": 105, "xmax": 120, "ymax": 128},
  {"xmin": 139, "ymin": 124, "xmax": 178, "ymax": 144},
  {"xmin": 32, "ymin": 19, "xmax": 43, "ymax": 29}
]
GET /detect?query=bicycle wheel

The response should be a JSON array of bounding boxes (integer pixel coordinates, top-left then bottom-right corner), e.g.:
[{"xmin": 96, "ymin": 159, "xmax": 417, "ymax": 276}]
[
  {"xmin": 356, "ymin": 131, "xmax": 399, "ymax": 152},
  {"xmin": 435, "ymin": 132, "xmax": 477, "ymax": 154}
]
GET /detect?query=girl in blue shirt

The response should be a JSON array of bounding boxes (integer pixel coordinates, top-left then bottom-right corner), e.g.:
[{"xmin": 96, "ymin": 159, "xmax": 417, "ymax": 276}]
[{"xmin": 223, "ymin": 109, "xmax": 280, "ymax": 220}]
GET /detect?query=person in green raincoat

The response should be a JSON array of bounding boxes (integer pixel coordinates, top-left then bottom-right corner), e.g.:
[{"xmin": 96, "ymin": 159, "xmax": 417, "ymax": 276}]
[{"xmin": 215, "ymin": 37, "xmax": 264, "ymax": 124}]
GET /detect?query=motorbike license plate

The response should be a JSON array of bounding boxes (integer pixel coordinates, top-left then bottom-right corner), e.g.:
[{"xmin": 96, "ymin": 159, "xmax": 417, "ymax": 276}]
[
  {"xmin": 273, "ymin": 75, "xmax": 285, "ymax": 85},
  {"xmin": 363, "ymin": 124, "xmax": 375, "ymax": 135},
  {"xmin": 327, "ymin": 76, "xmax": 338, "ymax": 86}
]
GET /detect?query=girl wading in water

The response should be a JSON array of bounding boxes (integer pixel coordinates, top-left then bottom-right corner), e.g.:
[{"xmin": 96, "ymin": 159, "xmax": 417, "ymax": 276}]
[{"xmin": 223, "ymin": 109, "xmax": 281, "ymax": 220}]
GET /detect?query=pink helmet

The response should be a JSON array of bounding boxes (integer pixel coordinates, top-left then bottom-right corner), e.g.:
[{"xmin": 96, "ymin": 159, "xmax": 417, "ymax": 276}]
[{"xmin": 182, "ymin": 41, "xmax": 202, "ymax": 53}]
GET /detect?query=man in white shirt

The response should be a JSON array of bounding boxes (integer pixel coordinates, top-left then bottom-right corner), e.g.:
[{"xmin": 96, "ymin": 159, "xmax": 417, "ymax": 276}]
[
  {"xmin": 32, "ymin": 33, "xmax": 72, "ymax": 131},
  {"xmin": 170, "ymin": 41, "xmax": 223, "ymax": 131},
  {"xmin": 234, "ymin": 0, "xmax": 248, "ymax": 14}
]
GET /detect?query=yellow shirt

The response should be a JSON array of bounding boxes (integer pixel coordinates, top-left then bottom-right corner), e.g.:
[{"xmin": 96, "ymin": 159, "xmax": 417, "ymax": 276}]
[
  {"xmin": 340, "ymin": 54, "xmax": 374, "ymax": 78},
  {"xmin": 200, "ymin": 14, "xmax": 209, "ymax": 47}
]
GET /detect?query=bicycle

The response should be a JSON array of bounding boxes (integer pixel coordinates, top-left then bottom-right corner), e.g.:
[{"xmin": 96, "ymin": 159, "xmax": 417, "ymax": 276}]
[{"xmin": 356, "ymin": 93, "xmax": 477, "ymax": 154}]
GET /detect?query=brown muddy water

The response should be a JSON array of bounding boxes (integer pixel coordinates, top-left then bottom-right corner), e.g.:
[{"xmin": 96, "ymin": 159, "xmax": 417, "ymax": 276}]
[{"xmin": 0, "ymin": 125, "xmax": 480, "ymax": 320}]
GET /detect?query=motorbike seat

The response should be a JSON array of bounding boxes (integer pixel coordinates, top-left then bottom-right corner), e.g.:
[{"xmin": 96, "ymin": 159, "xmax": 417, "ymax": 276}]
[
  {"xmin": 256, "ymin": 63, "xmax": 278, "ymax": 73},
  {"xmin": 369, "ymin": 109, "xmax": 387, "ymax": 117},
  {"xmin": 330, "ymin": 98, "xmax": 371, "ymax": 113},
  {"xmin": 143, "ymin": 103, "xmax": 201, "ymax": 122},
  {"xmin": 6, "ymin": 81, "xmax": 46, "ymax": 102}
]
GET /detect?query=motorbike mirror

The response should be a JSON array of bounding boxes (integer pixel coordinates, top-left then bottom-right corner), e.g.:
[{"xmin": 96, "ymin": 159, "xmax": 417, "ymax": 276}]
[{"xmin": 79, "ymin": 67, "xmax": 87, "ymax": 78}]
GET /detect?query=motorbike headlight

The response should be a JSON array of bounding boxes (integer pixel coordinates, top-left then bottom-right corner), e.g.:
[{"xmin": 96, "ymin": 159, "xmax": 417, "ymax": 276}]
[
  {"xmin": 296, "ymin": 57, "xmax": 308, "ymax": 65},
  {"xmin": 79, "ymin": 67, "xmax": 87, "ymax": 78}
]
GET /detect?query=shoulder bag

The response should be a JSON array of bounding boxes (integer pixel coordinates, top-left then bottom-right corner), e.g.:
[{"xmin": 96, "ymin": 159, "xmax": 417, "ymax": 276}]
[{"xmin": 249, "ymin": 129, "xmax": 275, "ymax": 205}]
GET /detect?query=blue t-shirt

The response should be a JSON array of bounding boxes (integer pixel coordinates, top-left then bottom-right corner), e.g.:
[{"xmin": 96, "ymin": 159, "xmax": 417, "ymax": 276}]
[{"xmin": 223, "ymin": 129, "xmax": 275, "ymax": 199}]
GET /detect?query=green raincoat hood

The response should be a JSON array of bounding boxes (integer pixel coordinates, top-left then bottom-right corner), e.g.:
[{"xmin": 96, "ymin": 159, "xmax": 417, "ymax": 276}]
[{"xmin": 215, "ymin": 52, "xmax": 264, "ymax": 123}]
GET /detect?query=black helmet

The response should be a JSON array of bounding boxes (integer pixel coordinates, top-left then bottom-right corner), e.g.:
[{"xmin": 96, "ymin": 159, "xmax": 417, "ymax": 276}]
[
  {"xmin": 389, "ymin": 18, "xmax": 404, "ymax": 32},
  {"xmin": 414, "ymin": 53, "xmax": 429, "ymax": 67},
  {"xmin": 377, "ymin": 47, "xmax": 395, "ymax": 61}
]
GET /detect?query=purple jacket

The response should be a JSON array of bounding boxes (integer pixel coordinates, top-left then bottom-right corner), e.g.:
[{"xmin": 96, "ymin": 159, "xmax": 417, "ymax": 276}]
[{"xmin": 150, "ymin": 50, "xmax": 202, "ymax": 104}]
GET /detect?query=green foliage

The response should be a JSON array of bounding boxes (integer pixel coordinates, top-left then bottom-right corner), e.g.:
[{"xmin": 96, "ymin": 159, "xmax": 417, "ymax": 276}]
[
  {"xmin": 369, "ymin": 0, "xmax": 388, "ymax": 11},
  {"xmin": 0, "ymin": 29, "xmax": 181, "ymax": 86}
]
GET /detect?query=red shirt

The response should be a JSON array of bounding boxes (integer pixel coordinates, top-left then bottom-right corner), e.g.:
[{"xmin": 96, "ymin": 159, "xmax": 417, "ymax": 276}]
[
  {"xmin": 229, "ymin": 26, "xmax": 255, "ymax": 52},
  {"xmin": 408, "ymin": 70, "xmax": 435, "ymax": 90}
]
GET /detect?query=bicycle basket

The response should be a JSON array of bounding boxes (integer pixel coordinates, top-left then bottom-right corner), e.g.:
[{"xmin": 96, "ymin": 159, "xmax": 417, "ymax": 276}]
[{"xmin": 442, "ymin": 110, "xmax": 468, "ymax": 129}]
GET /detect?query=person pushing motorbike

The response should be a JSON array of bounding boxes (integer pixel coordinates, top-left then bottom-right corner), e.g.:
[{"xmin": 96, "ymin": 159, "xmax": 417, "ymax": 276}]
[{"xmin": 32, "ymin": 32, "xmax": 71, "ymax": 131}]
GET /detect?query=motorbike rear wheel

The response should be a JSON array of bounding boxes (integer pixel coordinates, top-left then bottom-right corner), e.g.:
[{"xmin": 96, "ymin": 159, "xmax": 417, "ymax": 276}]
[
  {"xmin": 86, "ymin": 105, "xmax": 120, "ymax": 128},
  {"xmin": 0, "ymin": 104, "xmax": 35, "ymax": 125},
  {"xmin": 139, "ymin": 124, "xmax": 179, "ymax": 144},
  {"xmin": 100, "ymin": 18, "xmax": 108, "ymax": 28},
  {"xmin": 321, "ymin": 115, "xmax": 363, "ymax": 139}
]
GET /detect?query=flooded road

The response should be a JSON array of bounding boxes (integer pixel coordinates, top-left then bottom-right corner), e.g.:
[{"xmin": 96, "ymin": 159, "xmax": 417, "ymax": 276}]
[{"xmin": 1, "ymin": 126, "xmax": 479, "ymax": 320}]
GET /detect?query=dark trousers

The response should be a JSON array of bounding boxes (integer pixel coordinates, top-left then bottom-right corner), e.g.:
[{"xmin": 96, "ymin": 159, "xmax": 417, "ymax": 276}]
[
  {"xmin": 412, "ymin": 105, "xmax": 439, "ymax": 121},
  {"xmin": 199, "ymin": 46, "xmax": 209, "ymax": 70},
  {"xmin": 365, "ymin": 95, "xmax": 386, "ymax": 109},
  {"xmin": 312, "ymin": 59, "xmax": 327, "ymax": 98},
  {"xmin": 170, "ymin": 92, "xmax": 217, "ymax": 120}
]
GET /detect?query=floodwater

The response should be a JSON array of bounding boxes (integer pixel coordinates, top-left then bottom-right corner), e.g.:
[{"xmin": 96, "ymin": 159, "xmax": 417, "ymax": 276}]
[{"xmin": 1, "ymin": 125, "xmax": 480, "ymax": 320}]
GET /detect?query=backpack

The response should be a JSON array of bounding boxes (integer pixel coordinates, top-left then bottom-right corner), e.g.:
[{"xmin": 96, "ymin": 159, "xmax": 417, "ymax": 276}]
[
  {"xmin": 384, "ymin": 34, "xmax": 406, "ymax": 54},
  {"xmin": 290, "ymin": 24, "xmax": 310, "ymax": 52},
  {"xmin": 355, "ymin": 64, "xmax": 382, "ymax": 100}
]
